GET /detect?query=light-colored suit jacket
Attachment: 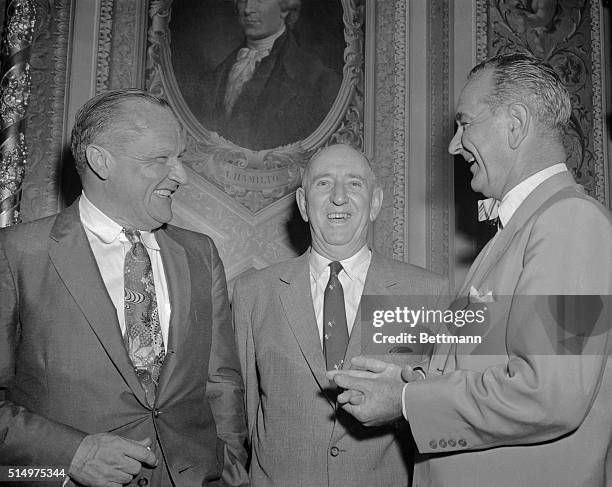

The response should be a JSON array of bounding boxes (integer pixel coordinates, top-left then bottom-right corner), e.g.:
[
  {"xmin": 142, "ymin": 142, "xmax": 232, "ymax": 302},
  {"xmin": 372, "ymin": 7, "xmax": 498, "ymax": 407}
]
[
  {"xmin": 233, "ymin": 251, "xmax": 448, "ymax": 486},
  {"xmin": 404, "ymin": 172, "xmax": 612, "ymax": 487},
  {"xmin": 0, "ymin": 200, "xmax": 248, "ymax": 487}
]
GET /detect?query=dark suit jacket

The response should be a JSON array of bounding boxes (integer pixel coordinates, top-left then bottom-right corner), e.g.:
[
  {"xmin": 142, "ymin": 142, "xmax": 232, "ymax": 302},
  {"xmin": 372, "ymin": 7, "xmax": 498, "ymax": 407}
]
[
  {"xmin": 233, "ymin": 251, "xmax": 449, "ymax": 486},
  {"xmin": 195, "ymin": 31, "xmax": 341, "ymax": 149},
  {"xmin": 0, "ymin": 200, "xmax": 248, "ymax": 487}
]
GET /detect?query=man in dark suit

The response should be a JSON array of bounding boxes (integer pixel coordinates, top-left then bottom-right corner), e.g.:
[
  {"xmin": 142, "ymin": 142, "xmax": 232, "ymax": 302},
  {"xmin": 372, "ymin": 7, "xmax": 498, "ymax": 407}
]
[
  {"xmin": 196, "ymin": 0, "xmax": 341, "ymax": 149},
  {"xmin": 0, "ymin": 90, "xmax": 248, "ymax": 486},
  {"xmin": 232, "ymin": 144, "xmax": 449, "ymax": 485}
]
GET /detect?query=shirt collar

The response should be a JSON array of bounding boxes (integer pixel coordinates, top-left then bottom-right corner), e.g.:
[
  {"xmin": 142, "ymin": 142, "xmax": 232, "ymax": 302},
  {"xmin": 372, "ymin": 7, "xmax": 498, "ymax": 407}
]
[
  {"xmin": 309, "ymin": 245, "xmax": 371, "ymax": 283},
  {"xmin": 498, "ymin": 163, "xmax": 567, "ymax": 228},
  {"xmin": 79, "ymin": 193, "xmax": 160, "ymax": 250}
]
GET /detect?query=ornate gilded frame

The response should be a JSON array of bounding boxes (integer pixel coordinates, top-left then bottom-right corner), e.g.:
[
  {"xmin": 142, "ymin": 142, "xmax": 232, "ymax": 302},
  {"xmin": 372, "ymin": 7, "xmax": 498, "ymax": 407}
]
[{"xmin": 146, "ymin": 0, "xmax": 366, "ymax": 214}]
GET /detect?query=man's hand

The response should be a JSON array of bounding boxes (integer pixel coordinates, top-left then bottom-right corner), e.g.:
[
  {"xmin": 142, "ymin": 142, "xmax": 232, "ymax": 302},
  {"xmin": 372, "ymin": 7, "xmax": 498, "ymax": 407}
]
[
  {"xmin": 326, "ymin": 356, "xmax": 426, "ymax": 426},
  {"xmin": 68, "ymin": 433, "xmax": 158, "ymax": 487},
  {"xmin": 328, "ymin": 368, "xmax": 405, "ymax": 426}
]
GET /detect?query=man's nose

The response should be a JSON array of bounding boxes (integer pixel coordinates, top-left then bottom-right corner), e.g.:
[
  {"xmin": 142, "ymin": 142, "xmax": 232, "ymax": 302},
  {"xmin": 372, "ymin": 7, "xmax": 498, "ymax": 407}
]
[
  {"xmin": 244, "ymin": 0, "xmax": 257, "ymax": 12},
  {"xmin": 330, "ymin": 183, "xmax": 348, "ymax": 205},
  {"xmin": 448, "ymin": 126, "xmax": 463, "ymax": 155},
  {"xmin": 169, "ymin": 157, "xmax": 188, "ymax": 186}
]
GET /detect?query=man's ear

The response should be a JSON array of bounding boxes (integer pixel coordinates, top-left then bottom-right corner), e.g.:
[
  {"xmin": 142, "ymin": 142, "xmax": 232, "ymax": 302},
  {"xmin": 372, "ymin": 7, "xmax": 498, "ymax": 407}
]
[
  {"xmin": 369, "ymin": 186, "xmax": 383, "ymax": 221},
  {"xmin": 85, "ymin": 145, "xmax": 111, "ymax": 180},
  {"xmin": 296, "ymin": 187, "xmax": 309, "ymax": 222},
  {"xmin": 507, "ymin": 103, "xmax": 530, "ymax": 150}
]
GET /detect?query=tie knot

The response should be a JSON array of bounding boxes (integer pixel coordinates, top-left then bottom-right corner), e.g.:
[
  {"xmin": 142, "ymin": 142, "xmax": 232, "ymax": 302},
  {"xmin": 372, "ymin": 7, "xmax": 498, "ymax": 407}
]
[
  {"xmin": 329, "ymin": 261, "xmax": 343, "ymax": 277},
  {"xmin": 123, "ymin": 228, "xmax": 142, "ymax": 245}
]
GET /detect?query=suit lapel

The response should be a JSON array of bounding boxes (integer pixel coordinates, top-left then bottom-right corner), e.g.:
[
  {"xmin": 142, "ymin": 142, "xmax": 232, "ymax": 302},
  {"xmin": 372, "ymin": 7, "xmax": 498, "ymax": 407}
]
[
  {"xmin": 48, "ymin": 201, "xmax": 148, "ymax": 406},
  {"xmin": 278, "ymin": 254, "xmax": 333, "ymax": 405},
  {"xmin": 155, "ymin": 229, "xmax": 191, "ymax": 399},
  {"xmin": 345, "ymin": 252, "xmax": 400, "ymax": 361},
  {"xmin": 434, "ymin": 172, "xmax": 582, "ymax": 375}
]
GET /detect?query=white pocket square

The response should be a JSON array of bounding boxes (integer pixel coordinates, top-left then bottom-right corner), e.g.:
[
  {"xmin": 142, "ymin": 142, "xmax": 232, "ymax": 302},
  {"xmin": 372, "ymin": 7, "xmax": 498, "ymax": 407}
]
[{"xmin": 469, "ymin": 286, "xmax": 495, "ymax": 303}]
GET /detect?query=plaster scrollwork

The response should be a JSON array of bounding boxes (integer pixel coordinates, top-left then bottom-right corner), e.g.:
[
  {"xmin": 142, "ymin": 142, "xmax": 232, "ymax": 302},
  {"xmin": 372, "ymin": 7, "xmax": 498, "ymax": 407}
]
[
  {"xmin": 428, "ymin": 0, "xmax": 451, "ymax": 276},
  {"xmin": 589, "ymin": 0, "xmax": 607, "ymax": 204},
  {"xmin": 20, "ymin": 0, "xmax": 71, "ymax": 222},
  {"xmin": 391, "ymin": 0, "xmax": 407, "ymax": 261},
  {"xmin": 0, "ymin": 0, "xmax": 36, "ymax": 227},
  {"xmin": 95, "ymin": 0, "xmax": 114, "ymax": 93},
  {"xmin": 485, "ymin": 0, "xmax": 603, "ymax": 202},
  {"xmin": 476, "ymin": 0, "xmax": 489, "ymax": 61},
  {"xmin": 108, "ymin": 0, "xmax": 145, "ymax": 89},
  {"xmin": 146, "ymin": 0, "xmax": 365, "ymax": 215}
]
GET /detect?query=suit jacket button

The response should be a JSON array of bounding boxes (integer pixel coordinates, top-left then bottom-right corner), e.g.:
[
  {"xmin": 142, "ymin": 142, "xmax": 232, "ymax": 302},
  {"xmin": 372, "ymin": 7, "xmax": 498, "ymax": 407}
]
[
  {"xmin": 153, "ymin": 409, "xmax": 161, "ymax": 418},
  {"xmin": 448, "ymin": 439, "xmax": 456, "ymax": 447},
  {"xmin": 439, "ymin": 438, "xmax": 447, "ymax": 448},
  {"xmin": 137, "ymin": 478, "xmax": 148, "ymax": 486},
  {"xmin": 458, "ymin": 438, "xmax": 467, "ymax": 447},
  {"xmin": 429, "ymin": 440, "xmax": 437, "ymax": 449},
  {"xmin": 330, "ymin": 446, "xmax": 340, "ymax": 457}
]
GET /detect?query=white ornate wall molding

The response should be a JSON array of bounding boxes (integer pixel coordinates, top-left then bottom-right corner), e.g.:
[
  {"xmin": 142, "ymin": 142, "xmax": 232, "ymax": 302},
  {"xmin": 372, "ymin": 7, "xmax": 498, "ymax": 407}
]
[
  {"xmin": 372, "ymin": 0, "xmax": 451, "ymax": 275},
  {"xmin": 20, "ymin": 0, "xmax": 73, "ymax": 222},
  {"xmin": 0, "ymin": 0, "xmax": 36, "ymax": 227}
]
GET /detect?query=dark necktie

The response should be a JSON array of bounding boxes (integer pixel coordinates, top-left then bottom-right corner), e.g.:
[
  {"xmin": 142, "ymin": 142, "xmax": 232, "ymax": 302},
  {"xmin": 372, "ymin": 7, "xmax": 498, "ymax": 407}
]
[
  {"xmin": 123, "ymin": 229, "xmax": 165, "ymax": 406},
  {"xmin": 323, "ymin": 261, "xmax": 349, "ymax": 371}
]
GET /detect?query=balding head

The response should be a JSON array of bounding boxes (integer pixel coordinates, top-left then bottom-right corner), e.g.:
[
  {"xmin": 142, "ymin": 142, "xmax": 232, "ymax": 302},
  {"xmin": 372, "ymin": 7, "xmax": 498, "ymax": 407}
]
[{"xmin": 296, "ymin": 144, "xmax": 383, "ymax": 260}]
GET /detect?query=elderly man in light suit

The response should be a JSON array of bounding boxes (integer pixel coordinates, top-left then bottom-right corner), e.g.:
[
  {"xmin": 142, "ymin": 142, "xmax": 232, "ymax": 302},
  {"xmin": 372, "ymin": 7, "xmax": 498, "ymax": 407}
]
[
  {"xmin": 232, "ymin": 144, "xmax": 448, "ymax": 486},
  {"xmin": 0, "ymin": 90, "xmax": 248, "ymax": 487},
  {"xmin": 330, "ymin": 53, "xmax": 612, "ymax": 487}
]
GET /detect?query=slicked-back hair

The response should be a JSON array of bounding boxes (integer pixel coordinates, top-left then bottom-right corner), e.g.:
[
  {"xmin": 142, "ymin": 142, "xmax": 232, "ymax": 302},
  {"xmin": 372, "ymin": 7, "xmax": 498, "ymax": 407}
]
[
  {"xmin": 234, "ymin": 0, "xmax": 301, "ymax": 29},
  {"xmin": 469, "ymin": 53, "xmax": 572, "ymax": 140},
  {"xmin": 70, "ymin": 89, "xmax": 172, "ymax": 177},
  {"xmin": 300, "ymin": 145, "xmax": 379, "ymax": 190}
]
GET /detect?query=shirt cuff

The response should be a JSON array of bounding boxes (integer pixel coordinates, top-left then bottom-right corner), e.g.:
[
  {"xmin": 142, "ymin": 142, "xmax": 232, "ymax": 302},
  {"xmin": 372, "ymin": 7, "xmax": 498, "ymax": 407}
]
[
  {"xmin": 402, "ymin": 368, "xmax": 427, "ymax": 421},
  {"xmin": 401, "ymin": 382, "xmax": 410, "ymax": 420}
]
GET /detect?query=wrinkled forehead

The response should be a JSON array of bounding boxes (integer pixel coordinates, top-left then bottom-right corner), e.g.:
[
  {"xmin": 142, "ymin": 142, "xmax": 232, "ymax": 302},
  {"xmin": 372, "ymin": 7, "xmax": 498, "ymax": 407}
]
[
  {"xmin": 306, "ymin": 145, "xmax": 373, "ymax": 180},
  {"xmin": 457, "ymin": 70, "xmax": 494, "ymax": 112},
  {"xmin": 120, "ymin": 101, "xmax": 180, "ymax": 133}
]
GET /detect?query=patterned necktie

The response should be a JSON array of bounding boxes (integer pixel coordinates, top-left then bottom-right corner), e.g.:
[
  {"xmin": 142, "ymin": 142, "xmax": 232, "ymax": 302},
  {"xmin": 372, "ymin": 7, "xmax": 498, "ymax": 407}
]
[
  {"xmin": 323, "ymin": 261, "xmax": 349, "ymax": 371},
  {"xmin": 123, "ymin": 229, "xmax": 165, "ymax": 406}
]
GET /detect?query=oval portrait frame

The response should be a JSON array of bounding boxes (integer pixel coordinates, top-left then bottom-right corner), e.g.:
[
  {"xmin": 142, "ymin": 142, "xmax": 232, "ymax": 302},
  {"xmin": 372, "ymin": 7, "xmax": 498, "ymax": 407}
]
[{"xmin": 146, "ymin": 0, "xmax": 365, "ymax": 213}]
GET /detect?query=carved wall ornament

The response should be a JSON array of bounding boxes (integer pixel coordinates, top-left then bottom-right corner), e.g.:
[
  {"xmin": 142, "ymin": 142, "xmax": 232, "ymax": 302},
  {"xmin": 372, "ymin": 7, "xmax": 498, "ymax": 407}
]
[
  {"xmin": 0, "ymin": 0, "xmax": 36, "ymax": 227},
  {"xmin": 95, "ymin": 0, "xmax": 114, "ymax": 93},
  {"xmin": 20, "ymin": 0, "xmax": 72, "ymax": 222},
  {"xmin": 146, "ymin": 0, "xmax": 365, "ymax": 215},
  {"xmin": 482, "ymin": 0, "xmax": 606, "ymax": 203}
]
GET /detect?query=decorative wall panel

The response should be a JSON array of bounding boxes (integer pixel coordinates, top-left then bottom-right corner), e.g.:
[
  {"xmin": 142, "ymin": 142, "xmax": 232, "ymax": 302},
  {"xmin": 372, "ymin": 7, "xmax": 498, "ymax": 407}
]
[
  {"xmin": 20, "ymin": 0, "xmax": 72, "ymax": 221},
  {"xmin": 479, "ymin": 0, "xmax": 608, "ymax": 204},
  {"xmin": 372, "ymin": 0, "xmax": 451, "ymax": 275}
]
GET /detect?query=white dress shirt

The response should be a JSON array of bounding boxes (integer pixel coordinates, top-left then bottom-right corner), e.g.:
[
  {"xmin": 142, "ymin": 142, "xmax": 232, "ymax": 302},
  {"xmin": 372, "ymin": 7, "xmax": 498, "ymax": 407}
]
[
  {"xmin": 308, "ymin": 245, "xmax": 372, "ymax": 346},
  {"xmin": 79, "ymin": 193, "xmax": 171, "ymax": 347},
  {"xmin": 497, "ymin": 163, "xmax": 568, "ymax": 227}
]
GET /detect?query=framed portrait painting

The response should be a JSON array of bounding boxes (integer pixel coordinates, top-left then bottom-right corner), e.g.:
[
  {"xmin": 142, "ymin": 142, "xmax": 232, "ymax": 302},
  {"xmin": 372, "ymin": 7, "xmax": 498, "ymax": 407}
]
[{"xmin": 147, "ymin": 0, "xmax": 366, "ymax": 213}]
